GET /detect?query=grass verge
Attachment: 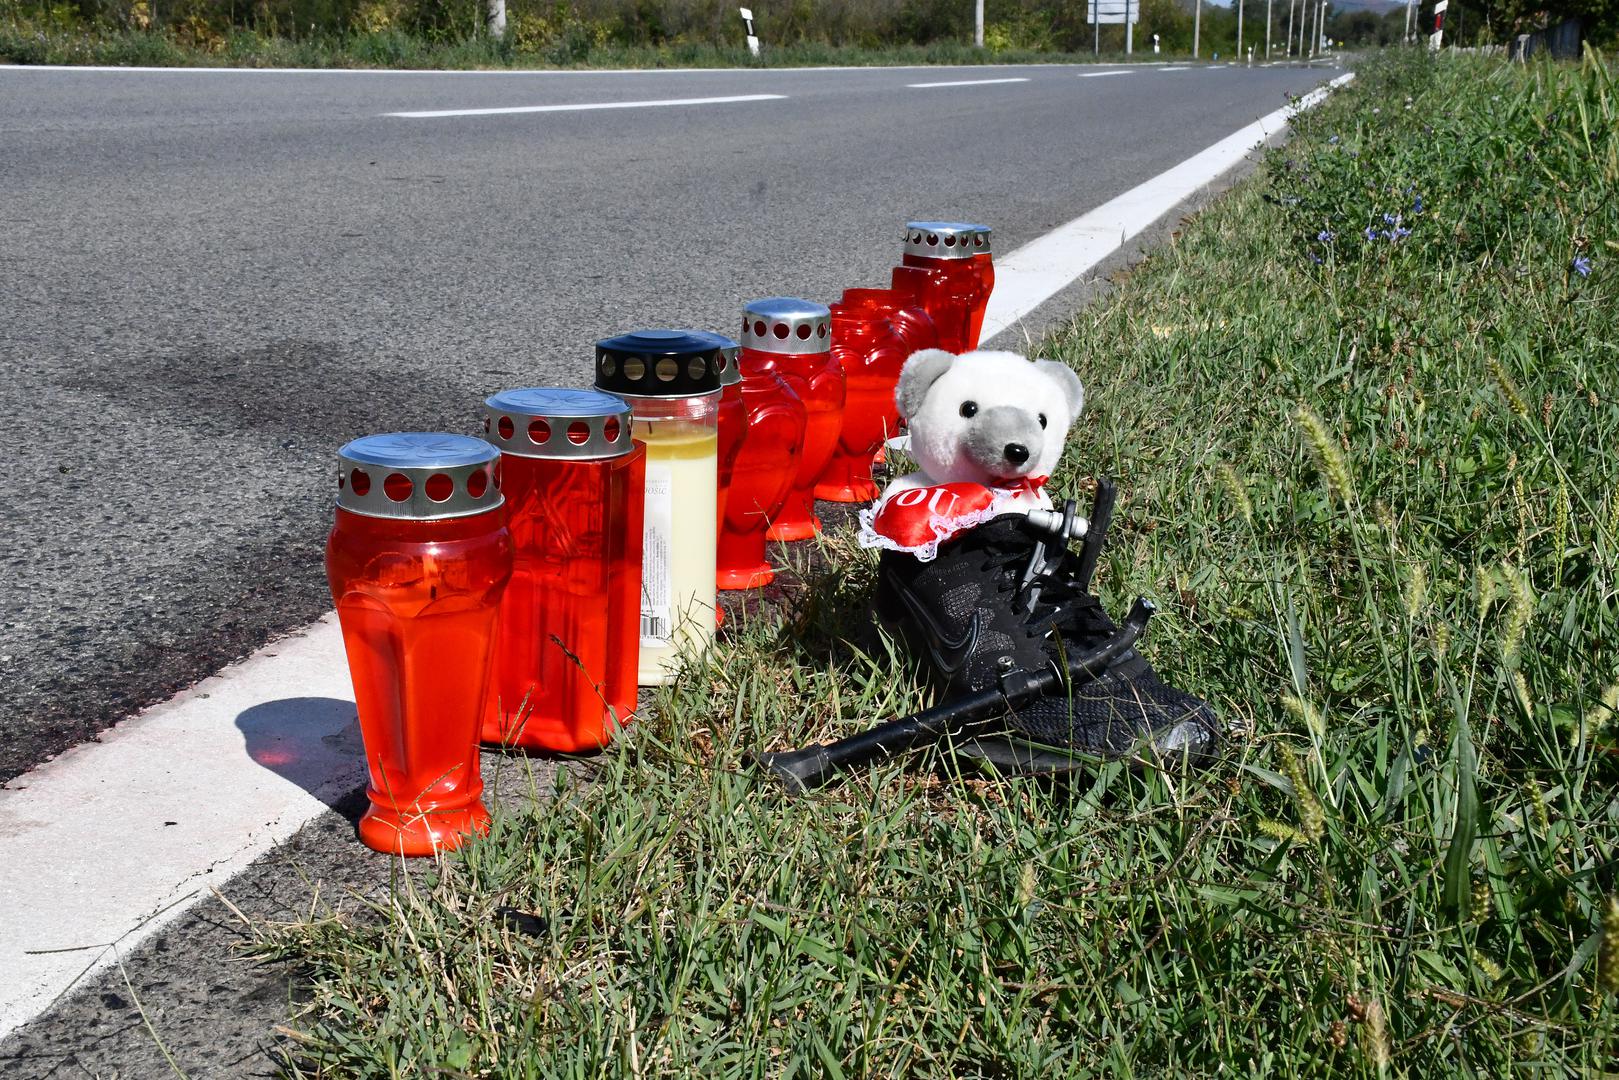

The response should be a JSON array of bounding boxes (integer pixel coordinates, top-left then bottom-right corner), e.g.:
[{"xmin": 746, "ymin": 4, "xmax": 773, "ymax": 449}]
[
  {"xmin": 253, "ymin": 49, "xmax": 1619, "ymax": 1075},
  {"xmin": 0, "ymin": 28, "xmax": 1166, "ymax": 70}
]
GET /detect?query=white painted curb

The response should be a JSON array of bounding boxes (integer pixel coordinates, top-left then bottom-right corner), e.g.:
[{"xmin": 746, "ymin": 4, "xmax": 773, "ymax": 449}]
[
  {"xmin": 0, "ymin": 616, "xmax": 364, "ymax": 1039},
  {"xmin": 0, "ymin": 67, "xmax": 1352, "ymax": 1042}
]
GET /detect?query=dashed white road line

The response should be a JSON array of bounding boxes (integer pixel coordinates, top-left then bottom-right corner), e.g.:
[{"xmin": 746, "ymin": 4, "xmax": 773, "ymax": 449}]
[
  {"xmin": 0, "ymin": 67, "xmax": 1353, "ymax": 1044},
  {"xmin": 1078, "ymin": 69, "xmax": 1136, "ymax": 78},
  {"xmin": 1159, "ymin": 65, "xmax": 1192, "ymax": 71},
  {"xmin": 906, "ymin": 77, "xmax": 1031, "ymax": 88},
  {"xmin": 385, "ymin": 92, "xmax": 784, "ymax": 118}
]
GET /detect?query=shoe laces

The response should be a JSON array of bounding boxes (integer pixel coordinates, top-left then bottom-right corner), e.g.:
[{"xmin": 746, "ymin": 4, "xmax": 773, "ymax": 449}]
[{"xmin": 977, "ymin": 534, "xmax": 1109, "ymax": 641}]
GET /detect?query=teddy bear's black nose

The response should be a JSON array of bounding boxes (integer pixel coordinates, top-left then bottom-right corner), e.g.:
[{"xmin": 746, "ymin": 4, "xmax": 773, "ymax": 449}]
[{"xmin": 1004, "ymin": 443, "xmax": 1030, "ymax": 465}]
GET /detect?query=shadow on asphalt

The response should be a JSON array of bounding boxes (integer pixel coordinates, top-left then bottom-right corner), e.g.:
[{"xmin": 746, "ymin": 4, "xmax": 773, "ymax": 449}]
[{"xmin": 234, "ymin": 697, "xmax": 366, "ymax": 823}]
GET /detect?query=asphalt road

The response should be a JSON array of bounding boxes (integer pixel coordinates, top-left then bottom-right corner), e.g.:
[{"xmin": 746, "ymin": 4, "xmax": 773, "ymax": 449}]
[{"xmin": 0, "ymin": 60, "xmax": 1332, "ymax": 786}]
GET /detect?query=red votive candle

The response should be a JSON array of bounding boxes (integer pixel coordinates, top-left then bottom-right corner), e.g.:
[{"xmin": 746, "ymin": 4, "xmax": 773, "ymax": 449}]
[
  {"xmin": 815, "ymin": 288, "xmax": 923, "ymax": 503},
  {"xmin": 327, "ymin": 433, "xmax": 510, "ymax": 857},
  {"xmin": 898, "ymin": 221, "xmax": 995, "ymax": 354},
  {"xmin": 481, "ymin": 388, "xmax": 645, "ymax": 753},
  {"xmin": 716, "ymin": 311, "xmax": 806, "ymax": 589},
  {"xmin": 735, "ymin": 298, "xmax": 844, "ymax": 542}
]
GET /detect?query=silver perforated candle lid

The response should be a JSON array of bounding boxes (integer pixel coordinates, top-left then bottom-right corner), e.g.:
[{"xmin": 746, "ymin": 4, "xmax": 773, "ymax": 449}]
[
  {"xmin": 336, "ymin": 433, "xmax": 502, "ymax": 521},
  {"xmin": 717, "ymin": 339, "xmax": 742, "ymax": 387},
  {"xmin": 485, "ymin": 388, "xmax": 635, "ymax": 460},
  {"xmin": 739, "ymin": 297, "xmax": 832, "ymax": 356},
  {"xmin": 904, "ymin": 221, "xmax": 992, "ymax": 260}
]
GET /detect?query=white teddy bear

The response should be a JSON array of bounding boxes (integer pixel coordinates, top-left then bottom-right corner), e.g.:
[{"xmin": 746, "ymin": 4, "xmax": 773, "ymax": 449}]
[{"xmin": 859, "ymin": 348, "xmax": 1085, "ymax": 560}]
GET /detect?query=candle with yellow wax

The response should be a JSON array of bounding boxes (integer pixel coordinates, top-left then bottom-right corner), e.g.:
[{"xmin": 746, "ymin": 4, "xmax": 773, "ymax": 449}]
[{"xmin": 594, "ymin": 330, "xmax": 726, "ymax": 685}]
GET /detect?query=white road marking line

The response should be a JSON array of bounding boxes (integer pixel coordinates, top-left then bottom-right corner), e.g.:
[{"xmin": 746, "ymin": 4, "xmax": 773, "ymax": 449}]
[
  {"xmin": 385, "ymin": 93, "xmax": 784, "ymax": 118},
  {"xmin": 1159, "ymin": 65, "xmax": 1192, "ymax": 71},
  {"xmin": 0, "ymin": 68, "xmax": 1353, "ymax": 1044},
  {"xmin": 907, "ymin": 77, "xmax": 1030, "ymax": 88},
  {"xmin": 980, "ymin": 71, "xmax": 1354, "ymax": 344},
  {"xmin": 1078, "ymin": 70, "xmax": 1135, "ymax": 78}
]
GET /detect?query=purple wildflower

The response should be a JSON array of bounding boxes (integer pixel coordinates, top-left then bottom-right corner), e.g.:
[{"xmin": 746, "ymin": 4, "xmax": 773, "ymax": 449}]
[
  {"xmin": 1573, "ymin": 256, "xmax": 1593, "ymax": 277},
  {"xmin": 1413, "ymin": 194, "xmax": 1424, "ymax": 213},
  {"xmin": 1318, "ymin": 230, "xmax": 1335, "ymax": 243},
  {"xmin": 1307, "ymin": 252, "xmax": 1324, "ymax": 265},
  {"xmin": 1383, "ymin": 213, "xmax": 1402, "ymax": 226},
  {"xmin": 1364, "ymin": 226, "xmax": 1378, "ymax": 241},
  {"xmin": 1391, "ymin": 227, "xmax": 1412, "ymax": 241}
]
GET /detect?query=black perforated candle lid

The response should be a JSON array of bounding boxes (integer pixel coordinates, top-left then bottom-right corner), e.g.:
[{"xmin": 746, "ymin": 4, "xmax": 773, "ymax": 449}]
[{"xmin": 594, "ymin": 329, "xmax": 727, "ymax": 397}]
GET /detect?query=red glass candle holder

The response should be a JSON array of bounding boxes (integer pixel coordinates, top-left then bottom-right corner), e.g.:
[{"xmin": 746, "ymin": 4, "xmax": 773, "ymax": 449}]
[
  {"xmin": 897, "ymin": 221, "xmax": 995, "ymax": 354},
  {"xmin": 815, "ymin": 288, "xmax": 924, "ymax": 503},
  {"xmin": 733, "ymin": 298, "xmax": 843, "ymax": 542},
  {"xmin": 482, "ymin": 389, "xmax": 645, "ymax": 753},
  {"xmin": 714, "ymin": 343, "xmax": 746, "ymax": 606},
  {"xmin": 716, "ymin": 336, "xmax": 806, "ymax": 589},
  {"xmin": 327, "ymin": 433, "xmax": 510, "ymax": 857}
]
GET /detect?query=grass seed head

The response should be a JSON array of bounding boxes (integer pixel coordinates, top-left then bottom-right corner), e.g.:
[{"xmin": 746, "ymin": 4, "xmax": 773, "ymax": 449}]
[
  {"xmin": 1276, "ymin": 743, "xmax": 1326, "ymax": 844},
  {"xmin": 1471, "ymin": 949, "xmax": 1504, "ymax": 983},
  {"xmin": 1403, "ymin": 562, "xmax": 1428, "ymax": 620},
  {"xmin": 1295, "ymin": 404, "xmax": 1355, "ymax": 507},
  {"xmin": 1488, "ymin": 356, "xmax": 1532, "ymax": 421},
  {"xmin": 1217, "ymin": 460, "xmax": 1255, "ymax": 525},
  {"xmin": 1600, "ymin": 895, "xmax": 1619, "ymax": 996},
  {"xmin": 1360, "ymin": 996, "xmax": 1392, "ymax": 1072},
  {"xmin": 1282, "ymin": 694, "xmax": 1326, "ymax": 742},
  {"xmin": 1523, "ymin": 779, "xmax": 1551, "ymax": 834},
  {"xmin": 1501, "ymin": 564, "xmax": 1536, "ymax": 664},
  {"xmin": 1577, "ymin": 682, "xmax": 1619, "ymax": 748}
]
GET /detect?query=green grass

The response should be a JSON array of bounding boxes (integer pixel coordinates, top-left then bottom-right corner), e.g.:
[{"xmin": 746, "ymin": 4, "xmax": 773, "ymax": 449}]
[
  {"xmin": 252, "ymin": 48, "xmax": 1619, "ymax": 1076},
  {"xmin": 0, "ymin": 26, "xmax": 1174, "ymax": 69}
]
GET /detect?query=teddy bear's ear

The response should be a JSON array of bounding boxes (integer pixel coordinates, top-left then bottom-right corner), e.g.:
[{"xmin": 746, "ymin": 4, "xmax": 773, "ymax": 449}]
[
  {"xmin": 1033, "ymin": 359, "xmax": 1084, "ymax": 418},
  {"xmin": 895, "ymin": 349, "xmax": 955, "ymax": 421}
]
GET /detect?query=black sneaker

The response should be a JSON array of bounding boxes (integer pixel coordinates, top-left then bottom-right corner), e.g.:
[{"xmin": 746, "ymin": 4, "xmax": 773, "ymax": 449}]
[{"xmin": 874, "ymin": 511, "xmax": 1221, "ymax": 769}]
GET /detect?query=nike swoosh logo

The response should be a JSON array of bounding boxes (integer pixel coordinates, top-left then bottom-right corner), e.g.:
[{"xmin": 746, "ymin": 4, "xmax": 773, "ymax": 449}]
[{"xmin": 892, "ymin": 581, "xmax": 981, "ymax": 678}]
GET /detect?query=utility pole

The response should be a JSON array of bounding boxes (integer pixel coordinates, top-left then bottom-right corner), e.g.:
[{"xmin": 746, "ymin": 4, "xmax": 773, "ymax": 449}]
[
  {"xmin": 975, "ymin": 0, "xmax": 984, "ymax": 48},
  {"xmin": 1126, "ymin": 0, "xmax": 1134, "ymax": 54},
  {"xmin": 1193, "ymin": 0, "xmax": 1201, "ymax": 57},
  {"xmin": 1236, "ymin": 0, "xmax": 1244, "ymax": 60},
  {"xmin": 1265, "ymin": 0, "xmax": 1272, "ymax": 56},
  {"xmin": 1286, "ymin": 0, "xmax": 1296, "ymax": 55}
]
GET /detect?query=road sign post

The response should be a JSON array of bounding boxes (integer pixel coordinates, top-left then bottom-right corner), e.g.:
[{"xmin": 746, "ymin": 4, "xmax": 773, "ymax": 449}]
[
  {"xmin": 739, "ymin": 7, "xmax": 760, "ymax": 57},
  {"xmin": 1089, "ymin": 0, "xmax": 1139, "ymax": 53}
]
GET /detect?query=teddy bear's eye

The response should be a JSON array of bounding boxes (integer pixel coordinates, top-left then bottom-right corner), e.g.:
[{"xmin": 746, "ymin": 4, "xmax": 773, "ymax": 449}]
[
  {"xmin": 1038, "ymin": 413, "xmax": 1048, "ymax": 429},
  {"xmin": 959, "ymin": 401, "xmax": 978, "ymax": 418}
]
